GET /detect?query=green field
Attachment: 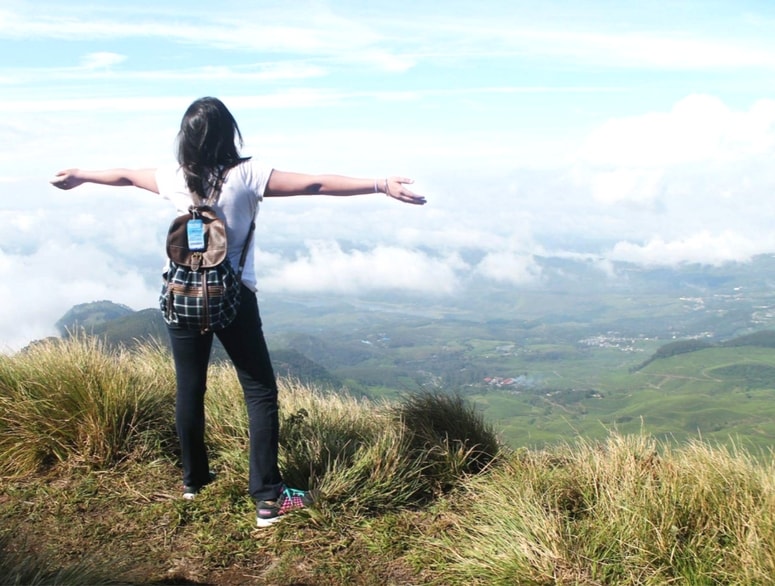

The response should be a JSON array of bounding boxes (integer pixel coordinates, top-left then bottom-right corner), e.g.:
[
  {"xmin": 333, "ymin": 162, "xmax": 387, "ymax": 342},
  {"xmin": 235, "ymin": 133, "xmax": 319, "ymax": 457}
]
[
  {"xmin": 468, "ymin": 345, "xmax": 775, "ymax": 453},
  {"xmin": 265, "ymin": 311, "xmax": 775, "ymax": 453}
]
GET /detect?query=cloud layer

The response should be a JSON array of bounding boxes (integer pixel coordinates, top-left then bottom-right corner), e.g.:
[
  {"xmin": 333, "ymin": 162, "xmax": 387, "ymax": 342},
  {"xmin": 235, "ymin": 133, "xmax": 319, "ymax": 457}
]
[{"xmin": 3, "ymin": 1, "xmax": 775, "ymax": 349}]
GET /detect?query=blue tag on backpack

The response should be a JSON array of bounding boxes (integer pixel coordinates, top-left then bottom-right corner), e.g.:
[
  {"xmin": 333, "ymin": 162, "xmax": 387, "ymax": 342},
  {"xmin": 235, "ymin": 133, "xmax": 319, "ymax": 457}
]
[{"xmin": 186, "ymin": 219, "xmax": 206, "ymax": 251}]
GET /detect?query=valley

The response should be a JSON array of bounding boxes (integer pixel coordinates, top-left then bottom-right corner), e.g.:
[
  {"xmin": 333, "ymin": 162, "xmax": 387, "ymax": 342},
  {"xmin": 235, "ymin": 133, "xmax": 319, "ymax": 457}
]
[{"xmin": 51, "ymin": 253, "xmax": 775, "ymax": 453}]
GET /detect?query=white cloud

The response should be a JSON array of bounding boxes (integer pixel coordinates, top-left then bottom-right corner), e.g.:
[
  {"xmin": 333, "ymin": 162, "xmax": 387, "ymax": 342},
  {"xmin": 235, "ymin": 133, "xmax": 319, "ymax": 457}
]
[
  {"xmin": 583, "ymin": 95, "xmax": 755, "ymax": 168},
  {"xmin": 527, "ymin": 30, "xmax": 775, "ymax": 70},
  {"xmin": 575, "ymin": 95, "xmax": 775, "ymax": 210},
  {"xmin": 9, "ymin": 2, "xmax": 775, "ymax": 81},
  {"xmin": 80, "ymin": 51, "xmax": 126, "ymax": 69},
  {"xmin": 580, "ymin": 95, "xmax": 775, "ymax": 168},
  {"xmin": 474, "ymin": 251, "xmax": 542, "ymax": 285},
  {"xmin": 395, "ymin": 225, "xmax": 506, "ymax": 252},
  {"xmin": 257, "ymin": 240, "xmax": 462, "ymax": 295},
  {"xmin": 0, "ymin": 242, "xmax": 158, "ymax": 351},
  {"xmin": 0, "ymin": 61, "xmax": 329, "ymax": 87},
  {"xmin": 0, "ymin": 4, "xmax": 406, "ymax": 72},
  {"xmin": 0, "ymin": 96, "xmax": 191, "ymax": 114},
  {"xmin": 587, "ymin": 168, "xmax": 665, "ymax": 205},
  {"xmin": 0, "ymin": 89, "xmax": 415, "ymax": 114},
  {"xmin": 608, "ymin": 231, "xmax": 765, "ymax": 267}
]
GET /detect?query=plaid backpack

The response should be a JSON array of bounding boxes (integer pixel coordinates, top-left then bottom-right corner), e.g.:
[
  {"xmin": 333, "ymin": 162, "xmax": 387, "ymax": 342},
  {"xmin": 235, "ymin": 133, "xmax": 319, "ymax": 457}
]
[{"xmin": 159, "ymin": 203, "xmax": 255, "ymax": 333}]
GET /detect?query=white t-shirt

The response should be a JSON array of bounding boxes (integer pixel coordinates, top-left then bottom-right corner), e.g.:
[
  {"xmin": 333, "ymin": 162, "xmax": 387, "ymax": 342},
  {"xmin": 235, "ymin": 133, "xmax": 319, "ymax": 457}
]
[{"xmin": 155, "ymin": 159, "xmax": 273, "ymax": 291}]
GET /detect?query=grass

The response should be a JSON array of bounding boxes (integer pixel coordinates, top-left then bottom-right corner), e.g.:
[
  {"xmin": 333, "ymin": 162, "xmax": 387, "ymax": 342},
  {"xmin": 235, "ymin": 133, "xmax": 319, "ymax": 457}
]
[
  {"xmin": 0, "ymin": 337, "xmax": 176, "ymax": 475},
  {"xmin": 0, "ymin": 337, "xmax": 773, "ymax": 585},
  {"xmin": 424, "ymin": 435, "xmax": 775, "ymax": 585}
]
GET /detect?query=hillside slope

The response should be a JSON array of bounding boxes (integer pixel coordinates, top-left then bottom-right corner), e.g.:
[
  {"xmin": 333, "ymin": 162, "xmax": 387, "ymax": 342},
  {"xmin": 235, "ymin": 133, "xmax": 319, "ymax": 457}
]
[{"xmin": 0, "ymin": 338, "xmax": 773, "ymax": 585}]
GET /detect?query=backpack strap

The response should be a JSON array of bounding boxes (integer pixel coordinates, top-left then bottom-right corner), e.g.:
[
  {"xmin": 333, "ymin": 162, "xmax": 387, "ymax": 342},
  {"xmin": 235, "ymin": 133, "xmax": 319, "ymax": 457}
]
[
  {"xmin": 189, "ymin": 167, "xmax": 257, "ymax": 281},
  {"xmin": 236, "ymin": 219, "xmax": 256, "ymax": 279}
]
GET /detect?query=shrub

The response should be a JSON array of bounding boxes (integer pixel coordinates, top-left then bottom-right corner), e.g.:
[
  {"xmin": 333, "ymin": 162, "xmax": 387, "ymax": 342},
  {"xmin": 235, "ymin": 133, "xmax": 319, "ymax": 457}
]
[
  {"xmin": 0, "ymin": 337, "xmax": 175, "ymax": 476},
  {"xmin": 395, "ymin": 392, "xmax": 501, "ymax": 482}
]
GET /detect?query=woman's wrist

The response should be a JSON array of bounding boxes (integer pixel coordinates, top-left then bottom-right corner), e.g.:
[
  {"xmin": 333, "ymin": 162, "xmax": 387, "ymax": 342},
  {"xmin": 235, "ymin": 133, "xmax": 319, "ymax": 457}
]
[{"xmin": 372, "ymin": 177, "xmax": 392, "ymax": 196}]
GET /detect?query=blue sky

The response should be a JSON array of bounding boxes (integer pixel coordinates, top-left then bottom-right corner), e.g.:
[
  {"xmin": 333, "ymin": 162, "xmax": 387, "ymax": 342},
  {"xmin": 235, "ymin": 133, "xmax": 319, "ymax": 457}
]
[{"xmin": 3, "ymin": 0, "xmax": 775, "ymax": 349}]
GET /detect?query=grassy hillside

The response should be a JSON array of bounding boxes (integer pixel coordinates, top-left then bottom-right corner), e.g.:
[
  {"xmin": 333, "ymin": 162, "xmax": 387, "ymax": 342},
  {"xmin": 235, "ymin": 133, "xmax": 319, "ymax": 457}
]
[
  {"xmin": 470, "ymin": 346, "xmax": 775, "ymax": 453},
  {"xmin": 1, "ymin": 338, "xmax": 773, "ymax": 585}
]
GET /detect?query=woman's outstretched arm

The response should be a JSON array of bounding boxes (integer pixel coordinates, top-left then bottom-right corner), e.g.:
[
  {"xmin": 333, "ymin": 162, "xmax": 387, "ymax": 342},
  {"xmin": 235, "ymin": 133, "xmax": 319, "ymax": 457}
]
[
  {"xmin": 50, "ymin": 168, "xmax": 159, "ymax": 194},
  {"xmin": 265, "ymin": 171, "xmax": 426, "ymax": 205}
]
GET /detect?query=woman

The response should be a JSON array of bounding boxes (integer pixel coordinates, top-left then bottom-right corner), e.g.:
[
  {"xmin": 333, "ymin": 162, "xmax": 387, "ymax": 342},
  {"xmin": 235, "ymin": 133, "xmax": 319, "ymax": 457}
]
[{"xmin": 51, "ymin": 96, "xmax": 426, "ymax": 527}]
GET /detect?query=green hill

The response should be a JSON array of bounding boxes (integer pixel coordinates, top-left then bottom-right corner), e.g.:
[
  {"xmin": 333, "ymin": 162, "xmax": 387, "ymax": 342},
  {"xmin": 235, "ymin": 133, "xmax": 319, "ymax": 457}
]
[
  {"xmin": 56, "ymin": 300, "xmax": 134, "ymax": 335},
  {"xmin": 51, "ymin": 301, "xmax": 340, "ymax": 385}
]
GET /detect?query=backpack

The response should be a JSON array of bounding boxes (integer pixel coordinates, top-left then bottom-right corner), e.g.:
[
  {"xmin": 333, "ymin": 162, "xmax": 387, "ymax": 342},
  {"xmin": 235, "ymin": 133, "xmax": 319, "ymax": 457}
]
[{"xmin": 159, "ymin": 202, "xmax": 255, "ymax": 333}]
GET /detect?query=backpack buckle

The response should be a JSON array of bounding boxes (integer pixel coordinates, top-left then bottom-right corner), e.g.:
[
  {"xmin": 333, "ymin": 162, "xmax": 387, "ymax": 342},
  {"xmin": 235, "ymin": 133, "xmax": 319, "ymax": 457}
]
[{"xmin": 191, "ymin": 252, "xmax": 203, "ymax": 271}]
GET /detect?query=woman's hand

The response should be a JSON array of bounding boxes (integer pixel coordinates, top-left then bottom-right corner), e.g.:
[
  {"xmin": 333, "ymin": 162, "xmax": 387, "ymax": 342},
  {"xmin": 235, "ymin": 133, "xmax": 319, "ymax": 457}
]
[
  {"xmin": 50, "ymin": 169, "xmax": 85, "ymax": 190},
  {"xmin": 384, "ymin": 176, "xmax": 426, "ymax": 205}
]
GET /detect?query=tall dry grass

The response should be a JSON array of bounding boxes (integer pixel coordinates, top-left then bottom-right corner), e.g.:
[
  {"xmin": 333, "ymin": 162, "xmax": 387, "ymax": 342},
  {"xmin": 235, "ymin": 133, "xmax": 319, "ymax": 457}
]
[
  {"xmin": 0, "ymin": 337, "xmax": 176, "ymax": 476},
  {"xmin": 422, "ymin": 433, "xmax": 775, "ymax": 585},
  {"xmin": 0, "ymin": 337, "xmax": 500, "ymax": 510}
]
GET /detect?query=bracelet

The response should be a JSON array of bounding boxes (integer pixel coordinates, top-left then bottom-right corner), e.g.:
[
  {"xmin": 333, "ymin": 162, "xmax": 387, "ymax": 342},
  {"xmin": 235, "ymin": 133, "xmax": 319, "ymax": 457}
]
[{"xmin": 374, "ymin": 179, "xmax": 378, "ymax": 193}]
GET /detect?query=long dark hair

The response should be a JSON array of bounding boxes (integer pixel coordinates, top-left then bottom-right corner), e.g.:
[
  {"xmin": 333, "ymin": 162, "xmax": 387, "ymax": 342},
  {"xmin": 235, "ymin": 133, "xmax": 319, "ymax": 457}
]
[{"xmin": 176, "ymin": 97, "xmax": 250, "ymax": 199}]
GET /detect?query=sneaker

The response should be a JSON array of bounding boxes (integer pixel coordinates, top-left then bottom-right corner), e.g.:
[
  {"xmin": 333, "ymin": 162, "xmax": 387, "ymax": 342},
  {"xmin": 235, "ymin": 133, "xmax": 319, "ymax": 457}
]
[
  {"xmin": 182, "ymin": 471, "xmax": 216, "ymax": 500},
  {"xmin": 256, "ymin": 486, "xmax": 314, "ymax": 527}
]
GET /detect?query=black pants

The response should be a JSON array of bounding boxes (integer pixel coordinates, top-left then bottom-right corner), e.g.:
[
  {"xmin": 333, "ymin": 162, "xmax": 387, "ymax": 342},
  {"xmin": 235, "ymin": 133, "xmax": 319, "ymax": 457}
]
[{"xmin": 167, "ymin": 285, "xmax": 283, "ymax": 502}]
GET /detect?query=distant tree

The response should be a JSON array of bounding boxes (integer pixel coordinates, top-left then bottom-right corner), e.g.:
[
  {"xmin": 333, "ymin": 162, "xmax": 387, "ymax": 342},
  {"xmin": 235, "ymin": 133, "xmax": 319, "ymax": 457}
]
[
  {"xmin": 631, "ymin": 338, "xmax": 714, "ymax": 372},
  {"xmin": 653, "ymin": 339, "xmax": 714, "ymax": 359}
]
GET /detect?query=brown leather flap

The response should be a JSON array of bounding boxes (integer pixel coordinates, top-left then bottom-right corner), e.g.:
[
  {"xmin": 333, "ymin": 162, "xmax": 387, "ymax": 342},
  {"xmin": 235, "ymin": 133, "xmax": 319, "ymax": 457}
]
[{"xmin": 166, "ymin": 206, "xmax": 228, "ymax": 268}]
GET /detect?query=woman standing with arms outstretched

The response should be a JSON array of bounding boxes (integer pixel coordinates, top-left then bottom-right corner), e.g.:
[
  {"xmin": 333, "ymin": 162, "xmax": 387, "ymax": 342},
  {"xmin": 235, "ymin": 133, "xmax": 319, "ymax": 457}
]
[{"xmin": 51, "ymin": 96, "xmax": 426, "ymax": 527}]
